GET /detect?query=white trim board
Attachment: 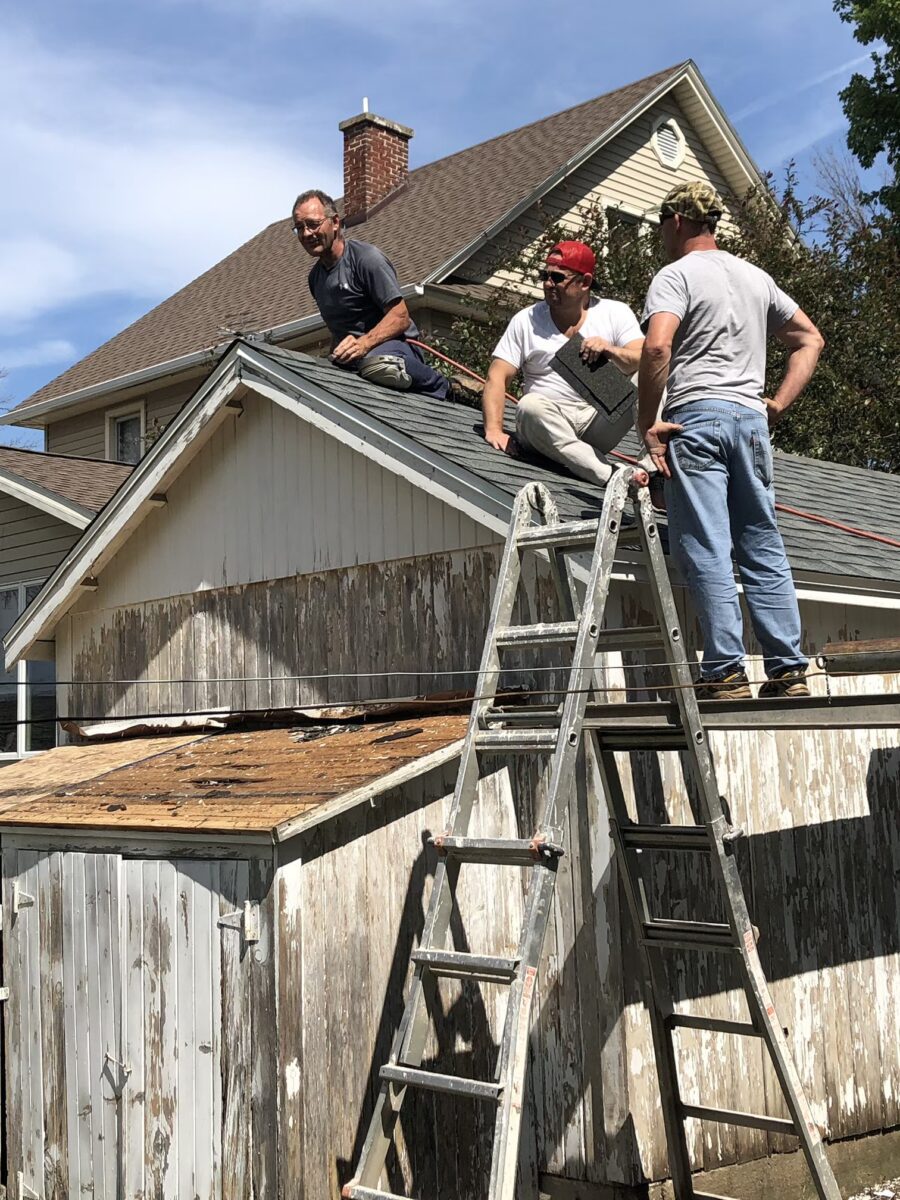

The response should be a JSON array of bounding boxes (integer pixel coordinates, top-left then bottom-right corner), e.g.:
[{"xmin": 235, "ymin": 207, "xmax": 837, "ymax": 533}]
[{"xmin": 0, "ymin": 469, "xmax": 94, "ymax": 528}]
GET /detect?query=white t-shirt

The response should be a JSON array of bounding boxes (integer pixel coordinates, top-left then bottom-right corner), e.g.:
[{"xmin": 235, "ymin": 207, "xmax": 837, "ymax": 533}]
[{"xmin": 492, "ymin": 298, "xmax": 643, "ymax": 406}]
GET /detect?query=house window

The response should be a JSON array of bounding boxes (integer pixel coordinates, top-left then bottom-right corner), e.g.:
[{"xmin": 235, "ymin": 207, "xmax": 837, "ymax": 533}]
[
  {"xmin": 0, "ymin": 582, "xmax": 56, "ymax": 758},
  {"xmin": 651, "ymin": 116, "xmax": 686, "ymax": 169},
  {"xmin": 106, "ymin": 403, "xmax": 145, "ymax": 464}
]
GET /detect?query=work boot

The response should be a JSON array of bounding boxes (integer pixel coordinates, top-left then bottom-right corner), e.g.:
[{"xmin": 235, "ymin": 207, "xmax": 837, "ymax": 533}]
[
  {"xmin": 694, "ymin": 669, "xmax": 753, "ymax": 701},
  {"xmin": 758, "ymin": 667, "xmax": 810, "ymax": 699}
]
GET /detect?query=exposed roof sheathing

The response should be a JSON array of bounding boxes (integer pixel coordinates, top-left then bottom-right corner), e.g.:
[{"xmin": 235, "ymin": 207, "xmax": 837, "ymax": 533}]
[
  {"xmin": 15, "ymin": 64, "xmax": 684, "ymax": 414},
  {"xmin": 0, "ymin": 718, "xmax": 467, "ymax": 838},
  {"xmin": 0, "ymin": 447, "xmax": 132, "ymax": 513}
]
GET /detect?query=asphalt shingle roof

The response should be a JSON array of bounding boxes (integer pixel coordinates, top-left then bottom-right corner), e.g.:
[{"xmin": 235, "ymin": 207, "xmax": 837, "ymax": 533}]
[
  {"xmin": 0, "ymin": 447, "xmax": 132, "ymax": 514},
  {"xmin": 16, "ymin": 64, "xmax": 684, "ymax": 415},
  {"xmin": 262, "ymin": 344, "xmax": 900, "ymax": 586}
]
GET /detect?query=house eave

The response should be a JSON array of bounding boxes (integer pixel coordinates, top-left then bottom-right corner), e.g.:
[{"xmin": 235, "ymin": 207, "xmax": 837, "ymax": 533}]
[{"xmin": 0, "ymin": 469, "xmax": 95, "ymax": 528}]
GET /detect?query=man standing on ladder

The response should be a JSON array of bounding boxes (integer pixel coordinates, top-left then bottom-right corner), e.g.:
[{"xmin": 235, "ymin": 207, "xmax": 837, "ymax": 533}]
[{"xmin": 638, "ymin": 181, "xmax": 824, "ymax": 700}]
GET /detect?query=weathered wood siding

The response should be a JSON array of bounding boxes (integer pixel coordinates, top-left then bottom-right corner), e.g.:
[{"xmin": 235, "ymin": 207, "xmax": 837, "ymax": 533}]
[
  {"xmin": 463, "ymin": 96, "xmax": 736, "ymax": 292},
  {"xmin": 2, "ymin": 844, "xmax": 275, "ymax": 1200},
  {"xmin": 0, "ymin": 493, "xmax": 80, "ymax": 588}
]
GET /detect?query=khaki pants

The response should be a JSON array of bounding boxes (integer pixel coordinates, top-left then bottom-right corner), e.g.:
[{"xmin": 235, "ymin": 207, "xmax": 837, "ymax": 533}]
[{"xmin": 515, "ymin": 391, "xmax": 617, "ymax": 485}]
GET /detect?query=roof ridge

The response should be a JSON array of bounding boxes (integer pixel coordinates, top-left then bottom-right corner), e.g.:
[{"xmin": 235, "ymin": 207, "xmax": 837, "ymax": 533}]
[
  {"xmin": 0, "ymin": 445, "xmax": 132, "ymax": 469},
  {"xmin": 403, "ymin": 62, "xmax": 688, "ymax": 179}
]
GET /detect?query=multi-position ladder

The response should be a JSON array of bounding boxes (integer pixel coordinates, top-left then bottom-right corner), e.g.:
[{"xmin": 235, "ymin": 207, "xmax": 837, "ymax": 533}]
[{"xmin": 344, "ymin": 473, "xmax": 842, "ymax": 1200}]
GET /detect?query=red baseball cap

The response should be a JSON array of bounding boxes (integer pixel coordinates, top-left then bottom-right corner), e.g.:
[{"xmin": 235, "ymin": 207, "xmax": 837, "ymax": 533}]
[{"xmin": 546, "ymin": 240, "xmax": 596, "ymax": 277}]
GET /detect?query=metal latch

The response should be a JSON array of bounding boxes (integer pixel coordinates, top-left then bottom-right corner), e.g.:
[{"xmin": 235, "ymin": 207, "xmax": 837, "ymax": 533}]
[
  {"xmin": 218, "ymin": 900, "xmax": 259, "ymax": 943},
  {"xmin": 13, "ymin": 885, "xmax": 35, "ymax": 914}
]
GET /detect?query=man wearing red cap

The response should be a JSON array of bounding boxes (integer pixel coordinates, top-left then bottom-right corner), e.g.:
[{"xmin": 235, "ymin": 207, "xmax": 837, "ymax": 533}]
[{"xmin": 482, "ymin": 241, "xmax": 644, "ymax": 484}]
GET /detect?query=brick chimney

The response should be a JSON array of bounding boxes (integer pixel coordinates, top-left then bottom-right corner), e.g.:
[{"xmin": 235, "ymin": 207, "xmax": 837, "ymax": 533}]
[{"xmin": 339, "ymin": 110, "xmax": 413, "ymax": 225}]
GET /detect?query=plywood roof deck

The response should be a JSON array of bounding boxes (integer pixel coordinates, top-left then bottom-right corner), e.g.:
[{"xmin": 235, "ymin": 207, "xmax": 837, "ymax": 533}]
[{"xmin": 0, "ymin": 718, "xmax": 467, "ymax": 840}]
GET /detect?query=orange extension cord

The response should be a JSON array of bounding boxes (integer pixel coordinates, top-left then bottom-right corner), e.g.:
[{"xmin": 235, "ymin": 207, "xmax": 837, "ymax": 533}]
[{"xmin": 410, "ymin": 338, "xmax": 900, "ymax": 552}]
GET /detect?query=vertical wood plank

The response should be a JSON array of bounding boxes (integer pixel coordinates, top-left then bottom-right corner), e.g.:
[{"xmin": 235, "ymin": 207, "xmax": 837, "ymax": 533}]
[{"xmin": 220, "ymin": 859, "xmax": 251, "ymax": 1200}]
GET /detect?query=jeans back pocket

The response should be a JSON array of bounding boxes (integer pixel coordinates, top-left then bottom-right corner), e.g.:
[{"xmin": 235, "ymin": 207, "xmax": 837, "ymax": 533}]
[
  {"xmin": 751, "ymin": 430, "xmax": 773, "ymax": 487},
  {"xmin": 670, "ymin": 419, "xmax": 720, "ymax": 473}
]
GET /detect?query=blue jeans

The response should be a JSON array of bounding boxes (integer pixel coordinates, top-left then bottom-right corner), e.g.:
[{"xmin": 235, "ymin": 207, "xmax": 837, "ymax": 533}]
[
  {"xmin": 666, "ymin": 400, "xmax": 807, "ymax": 679},
  {"xmin": 360, "ymin": 339, "xmax": 449, "ymax": 399}
]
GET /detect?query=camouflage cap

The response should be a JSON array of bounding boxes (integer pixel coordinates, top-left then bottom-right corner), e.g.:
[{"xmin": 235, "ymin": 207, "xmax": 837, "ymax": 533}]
[{"xmin": 659, "ymin": 181, "xmax": 723, "ymax": 223}]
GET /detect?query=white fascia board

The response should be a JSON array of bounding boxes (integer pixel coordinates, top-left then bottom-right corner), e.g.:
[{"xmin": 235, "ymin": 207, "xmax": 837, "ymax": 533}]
[
  {"xmin": 4, "ymin": 349, "xmax": 247, "ymax": 666},
  {"xmin": 236, "ymin": 346, "xmax": 513, "ymax": 535},
  {"xmin": 0, "ymin": 470, "xmax": 94, "ymax": 528},
  {"xmin": 274, "ymin": 737, "xmax": 464, "ymax": 842},
  {"xmin": 422, "ymin": 64, "xmax": 692, "ymax": 287},
  {"xmin": 792, "ymin": 572, "xmax": 900, "ymax": 610}
]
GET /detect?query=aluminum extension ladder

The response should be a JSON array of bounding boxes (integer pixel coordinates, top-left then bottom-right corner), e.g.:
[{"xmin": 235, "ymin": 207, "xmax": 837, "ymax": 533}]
[{"xmin": 344, "ymin": 473, "xmax": 841, "ymax": 1200}]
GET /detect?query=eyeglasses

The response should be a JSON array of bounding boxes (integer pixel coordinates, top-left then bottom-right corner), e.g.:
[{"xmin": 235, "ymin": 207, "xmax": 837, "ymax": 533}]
[
  {"xmin": 292, "ymin": 215, "xmax": 335, "ymax": 236},
  {"xmin": 538, "ymin": 269, "xmax": 575, "ymax": 285},
  {"xmin": 659, "ymin": 210, "xmax": 676, "ymax": 225}
]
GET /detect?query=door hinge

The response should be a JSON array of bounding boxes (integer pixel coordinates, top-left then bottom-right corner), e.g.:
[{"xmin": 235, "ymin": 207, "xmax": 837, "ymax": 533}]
[
  {"xmin": 13, "ymin": 885, "xmax": 35, "ymax": 914},
  {"xmin": 218, "ymin": 900, "xmax": 259, "ymax": 944}
]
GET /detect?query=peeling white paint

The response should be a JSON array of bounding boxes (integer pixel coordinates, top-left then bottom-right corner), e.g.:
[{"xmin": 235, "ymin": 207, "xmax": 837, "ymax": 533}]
[{"xmin": 285, "ymin": 1058, "xmax": 301, "ymax": 1100}]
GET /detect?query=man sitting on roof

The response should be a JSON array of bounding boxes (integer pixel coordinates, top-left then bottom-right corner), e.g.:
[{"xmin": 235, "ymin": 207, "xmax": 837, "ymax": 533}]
[
  {"xmin": 481, "ymin": 241, "xmax": 645, "ymax": 485},
  {"xmin": 292, "ymin": 189, "xmax": 450, "ymax": 400}
]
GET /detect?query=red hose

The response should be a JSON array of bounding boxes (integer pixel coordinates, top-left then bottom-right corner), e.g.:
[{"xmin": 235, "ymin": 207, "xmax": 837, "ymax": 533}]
[{"xmin": 410, "ymin": 339, "xmax": 900, "ymax": 552}]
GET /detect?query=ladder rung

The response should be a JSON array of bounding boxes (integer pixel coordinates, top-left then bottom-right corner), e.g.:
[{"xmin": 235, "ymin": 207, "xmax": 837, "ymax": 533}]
[
  {"xmin": 595, "ymin": 624, "xmax": 664, "ymax": 651},
  {"xmin": 342, "ymin": 1186, "xmax": 408, "ymax": 1200},
  {"xmin": 475, "ymin": 729, "xmax": 559, "ymax": 753},
  {"xmin": 682, "ymin": 1103, "xmax": 796, "ymax": 1136},
  {"xmin": 642, "ymin": 919, "xmax": 735, "ymax": 952},
  {"xmin": 517, "ymin": 518, "xmax": 600, "ymax": 550},
  {"xmin": 495, "ymin": 620, "xmax": 579, "ymax": 649},
  {"xmin": 431, "ymin": 835, "xmax": 564, "ymax": 865},
  {"xmin": 411, "ymin": 948, "xmax": 519, "ymax": 983},
  {"xmin": 668, "ymin": 1013, "xmax": 762, "ymax": 1038},
  {"xmin": 381, "ymin": 1064, "xmax": 502, "ymax": 1102},
  {"xmin": 620, "ymin": 824, "xmax": 711, "ymax": 852},
  {"xmin": 692, "ymin": 1192, "xmax": 742, "ymax": 1200}
]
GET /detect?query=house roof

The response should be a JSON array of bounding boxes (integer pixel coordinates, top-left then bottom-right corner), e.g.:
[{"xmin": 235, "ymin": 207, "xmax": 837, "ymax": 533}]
[
  {"xmin": 6, "ymin": 339, "xmax": 899, "ymax": 671},
  {"xmin": 0, "ymin": 446, "xmax": 132, "ymax": 525},
  {"xmin": 0, "ymin": 717, "xmax": 466, "ymax": 840},
  {"xmin": 11, "ymin": 63, "xmax": 693, "ymax": 418}
]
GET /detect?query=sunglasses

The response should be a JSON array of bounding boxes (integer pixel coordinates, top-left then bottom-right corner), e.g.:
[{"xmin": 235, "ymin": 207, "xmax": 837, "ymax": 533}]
[
  {"xmin": 538, "ymin": 269, "xmax": 575, "ymax": 285},
  {"xmin": 292, "ymin": 215, "xmax": 336, "ymax": 235}
]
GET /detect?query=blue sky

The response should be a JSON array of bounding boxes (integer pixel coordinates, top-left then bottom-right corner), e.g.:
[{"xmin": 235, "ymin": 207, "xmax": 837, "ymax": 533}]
[{"xmin": 0, "ymin": 0, "xmax": 880, "ymax": 448}]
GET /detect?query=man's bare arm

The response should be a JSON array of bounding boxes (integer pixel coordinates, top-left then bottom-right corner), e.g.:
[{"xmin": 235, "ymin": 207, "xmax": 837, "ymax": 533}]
[
  {"xmin": 638, "ymin": 312, "xmax": 683, "ymax": 478},
  {"xmin": 767, "ymin": 309, "xmax": 825, "ymax": 425},
  {"xmin": 331, "ymin": 298, "xmax": 412, "ymax": 363},
  {"xmin": 482, "ymin": 358, "xmax": 518, "ymax": 452},
  {"xmin": 581, "ymin": 335, "xmax": 644, "ymax": 374}
]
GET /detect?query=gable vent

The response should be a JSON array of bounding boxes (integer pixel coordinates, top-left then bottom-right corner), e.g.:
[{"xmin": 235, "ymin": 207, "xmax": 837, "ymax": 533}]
[{"xmin": 652, "ymin": 118, "xmax": 685, "ymax": 169}]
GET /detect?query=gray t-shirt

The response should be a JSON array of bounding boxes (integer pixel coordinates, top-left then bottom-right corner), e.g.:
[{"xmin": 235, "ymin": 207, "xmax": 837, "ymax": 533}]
[
  {"xmin": 642, "ymin": 250, "xmax": 797, "ymax": 415},
  {"xmin": 308, "ymin": 239, "xmax": 418, "ymax": 343}
]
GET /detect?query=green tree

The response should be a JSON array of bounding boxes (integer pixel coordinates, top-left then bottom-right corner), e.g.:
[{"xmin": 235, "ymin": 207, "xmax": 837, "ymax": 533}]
[{"xmin": 834, "ymin": 0, "xmax": 900, "ymax": 218}]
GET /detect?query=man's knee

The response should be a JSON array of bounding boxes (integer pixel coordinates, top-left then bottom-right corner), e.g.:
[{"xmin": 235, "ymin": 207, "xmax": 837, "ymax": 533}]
[
  {"xmin": 516, "ymin": 394, "xmax": 551, "ymax": 441},
  {"xmin": 358, "ymin": 350, "xmax": 413, "ymax": 391}
]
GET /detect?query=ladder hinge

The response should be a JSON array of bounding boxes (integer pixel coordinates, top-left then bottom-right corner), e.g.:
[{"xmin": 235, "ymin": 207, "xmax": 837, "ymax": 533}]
[
  {"xmin": 13, "ymin": 885, "xmax": 35, "ymax": 914},
  {"xmin": 218, "ymin": 900, "xmax": 259, "ymax": 943},
  {"xmin": 18, "ymin": 1172, "xmax": 41, "ymax": 1199}
]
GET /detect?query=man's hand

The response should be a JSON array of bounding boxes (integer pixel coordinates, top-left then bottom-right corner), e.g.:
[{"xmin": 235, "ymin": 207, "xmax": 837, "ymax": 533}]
[
  {"xmin": 484, "ymin": 429, "xmax": 519, "ymax": 456},
  {"xmin": 640, "ymin": 419, "xmax": 684, "ymax": 479},
  {"xmin": 331, "ymin": 335, "xmax": 369, "ymax": 365},
  {"xmin": 580, "ymin": 336, "xmax": 610, "ymax": 364},
  {"xmin": 764, "ymin": 397, "xmax": 786, "ymax": 427}
]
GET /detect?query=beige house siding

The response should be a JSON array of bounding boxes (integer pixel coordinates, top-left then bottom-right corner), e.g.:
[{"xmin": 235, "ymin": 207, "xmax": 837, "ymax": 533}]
[
  {"xmin": 46, "ymin": 379, "xmax": 194, "ymax": 460},
  {"xmin": 0, "ymin": 494, "xmax": 80, "ymax": 589},
  {"xmin": 63, "ymin": 391, "xmax": 497, "ymax": 615},
  {"xmin": 462, "ymin": 96, "xmax": 737, "ymax": 292}
]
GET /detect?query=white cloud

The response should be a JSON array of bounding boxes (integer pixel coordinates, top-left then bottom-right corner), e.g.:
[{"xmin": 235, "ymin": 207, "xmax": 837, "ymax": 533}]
[
  {"xmin": 0, "ymin": 26, "xmax": 338, "ymax": 324},
  {"xmin": 0, "ymin": 339, "xmax": 77, "ymax": 371}
]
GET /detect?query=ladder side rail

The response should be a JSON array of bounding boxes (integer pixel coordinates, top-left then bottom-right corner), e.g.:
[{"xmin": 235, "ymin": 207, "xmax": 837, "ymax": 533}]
[
  {"xmin": 589, "ymin": 734, "xmax": 697, "ymax": 1198},
  {"xmin": 349, "ymin": 484, "xmax": 549, "ymax": 1193},
  {"xmin": 537, "ymin": 470, "xmax": 632, "ymax": 846},
  {"xmin": 630, "ymin": 492, "xmax": 841, "ymax": 1200}
]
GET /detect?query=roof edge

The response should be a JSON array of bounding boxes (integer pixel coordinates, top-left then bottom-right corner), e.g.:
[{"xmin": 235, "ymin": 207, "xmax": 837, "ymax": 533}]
[{"xmin": 0, "ymin": 468, "xmax": 95, "ymax": 528}]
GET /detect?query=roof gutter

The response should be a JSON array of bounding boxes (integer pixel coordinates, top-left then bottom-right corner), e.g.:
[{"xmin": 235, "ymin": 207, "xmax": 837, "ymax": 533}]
[
  {"xmin": 3, "ymin": 286, "xmax": 426, "ymax": 430},
  {"xmin": 0, "ymin": 468, "xmax": 96, "ymax": 528}
]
